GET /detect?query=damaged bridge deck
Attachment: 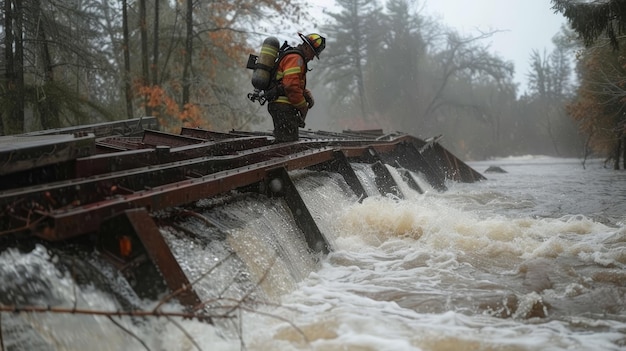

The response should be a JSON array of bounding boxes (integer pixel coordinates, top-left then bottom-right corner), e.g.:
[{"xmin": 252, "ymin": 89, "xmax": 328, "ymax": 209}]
[{"xmin": 0, "ymin": 117, "xmax": 485, "ymax": 308}]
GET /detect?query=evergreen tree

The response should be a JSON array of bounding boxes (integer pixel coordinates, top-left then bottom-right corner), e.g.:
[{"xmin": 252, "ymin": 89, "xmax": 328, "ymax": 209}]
[
  {"xmin": 552, "ymin": 0, "xmax": 626, "ymax": 167},
  {"xmin": 1, "ymin": 0, "xmax": 114, "ymax": 134},
  {"xmin": 552, "ymin": 0, "xmax": 626, "ymax": 49},
  {"xmin": 321, "ymin": 0, "xmax": 383, "ymax": 118},
  {"xmin": 367, "ymin": 0, "xmax": 427, "ymax": 123},
  {"xmin": 0, "ymin": 0, "xmax": 306, "ymax": 135}
]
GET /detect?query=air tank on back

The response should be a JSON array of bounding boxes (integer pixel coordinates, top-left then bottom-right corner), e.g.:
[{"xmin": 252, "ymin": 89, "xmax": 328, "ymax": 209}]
[{"xmin": 251, "ymin": 36, "xmax": 280, "ymax": 90}]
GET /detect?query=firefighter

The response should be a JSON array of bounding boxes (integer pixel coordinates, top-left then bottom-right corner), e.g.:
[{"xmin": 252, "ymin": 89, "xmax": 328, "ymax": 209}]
[{"xmin": 268, "ymin": 32, "xmax": 326, "ymax": 143}]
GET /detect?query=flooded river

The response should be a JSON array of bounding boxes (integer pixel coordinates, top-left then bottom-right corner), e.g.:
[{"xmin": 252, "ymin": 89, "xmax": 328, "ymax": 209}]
[{"xmin": 1, "ymin": 156, "xmax": 624, "ymax": 350}]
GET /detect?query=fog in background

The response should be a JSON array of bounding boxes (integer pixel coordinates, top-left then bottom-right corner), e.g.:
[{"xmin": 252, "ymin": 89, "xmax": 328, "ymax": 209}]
[
  {"xmin": 282, "ymin": 0, "xmax": 580, "ymax": 161},
  {"xmin": 1, "ymin": 0, "xmax": 583, "ymax": 161}
]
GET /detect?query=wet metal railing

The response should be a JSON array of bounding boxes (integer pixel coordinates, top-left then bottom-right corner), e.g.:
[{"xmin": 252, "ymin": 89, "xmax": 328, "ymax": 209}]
[{"xmin": 0, "ymin": 118, "xmax": 485, "ymax": 307}]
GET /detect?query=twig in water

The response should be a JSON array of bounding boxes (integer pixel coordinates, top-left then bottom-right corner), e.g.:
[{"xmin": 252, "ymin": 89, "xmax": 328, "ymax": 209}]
[
  {"xmin": 238, "ymin": 306, "xmax": 310, "ymax": 344},
  {"xmin": 0, "ymin": 312, "xmax": 4, "ymax": 351},
  {"xmin": 221, "ymin": 255, "xmax": 278, "ymax": 317},
  {"xmin": 166, "ymin": 315, "xmax": 203, "ymax": 351},
  {"xmin": 153, "ymin": 252, "xmax": 235, "ymax": 313},
  {"xmin": 107, "ymin": 315, "xmax": 151, "ymax": 351}
]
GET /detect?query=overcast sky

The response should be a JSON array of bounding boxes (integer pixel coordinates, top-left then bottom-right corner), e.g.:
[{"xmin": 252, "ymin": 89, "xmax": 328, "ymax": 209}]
[
  {"xmin": 422, "ymin": 0, "xmax": 568, "ymax": 90},
  {"xmin": 308, "ymin": 0, "xmax": 568, "ymax": 93}
]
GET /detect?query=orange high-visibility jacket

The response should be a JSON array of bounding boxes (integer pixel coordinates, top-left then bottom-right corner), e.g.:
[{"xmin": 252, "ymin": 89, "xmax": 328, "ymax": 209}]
[{"xmin": 274, "ymin": 52, "xmax": 308, "ymax": 112}]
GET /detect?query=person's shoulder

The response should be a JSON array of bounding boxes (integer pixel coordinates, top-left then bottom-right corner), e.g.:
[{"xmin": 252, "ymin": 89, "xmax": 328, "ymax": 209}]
[
  {"xmin": 281, "ymin": 52, "xmax": 305, "ymax": 66},
  {"xmin": 283, "ymin": 48, "xmax": 304, "ymax": 59}
]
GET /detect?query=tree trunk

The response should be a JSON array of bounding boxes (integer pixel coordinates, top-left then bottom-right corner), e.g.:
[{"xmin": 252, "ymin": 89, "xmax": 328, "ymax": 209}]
[
  {"xmin": 545, "ymin": 106, "xmax": 561, "ymax": 157},
  {"xmin": 182, "ymin": 0, "xmax": 193, "ymax": 111},
  {"xmin": 15, "ymin": 0, "xmax": 25, "ymax": 132},
  {"xmin": 622, "ymin": 132, "xmax": 626, "ymax": 170},
  {"xmin": 352, "ymin": 4, "xmax": 366, "ymax": 119},
  {"xmin": 3, "ymin": 0, "xmax": 25, "ymax": 134},
  {"xmin": 614, "ymin": 136, "xmax": 621, "ymax": 170},
  {"xmin": 139, "ymin": 0, "xmax": 151, "ymax": 117},
  {"xmin": 35, "ymin": 0, "xmax": 60, "ymax": 130},
  {"xmin": 152, "ymin": 0, "xmax": 160, "ymax": 86},
  {"xmin": 122, "ymin": 0, "xmax": 134, "ymax": 119},
  {"xmin": 2, "ymin": 0, "xmax": 13, "ymax": 135}
]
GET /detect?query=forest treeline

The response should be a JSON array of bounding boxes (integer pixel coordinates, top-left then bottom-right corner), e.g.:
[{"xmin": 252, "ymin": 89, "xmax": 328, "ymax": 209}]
[{"xmin": 0, "ymin": 0, "xmax": 623, "ymax": 163}]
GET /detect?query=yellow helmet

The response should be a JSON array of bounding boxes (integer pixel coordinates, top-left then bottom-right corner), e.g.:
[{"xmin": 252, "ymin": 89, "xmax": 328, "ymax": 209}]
[{"xmin": 299, "ymin": 32, "xmax": 326, "ymax": 59}]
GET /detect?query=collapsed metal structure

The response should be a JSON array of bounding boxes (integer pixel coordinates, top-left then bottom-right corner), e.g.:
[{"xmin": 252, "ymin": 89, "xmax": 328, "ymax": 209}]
[{"xmin": 0, "ymin": 117, "xmax": 485, "ymax": 307}]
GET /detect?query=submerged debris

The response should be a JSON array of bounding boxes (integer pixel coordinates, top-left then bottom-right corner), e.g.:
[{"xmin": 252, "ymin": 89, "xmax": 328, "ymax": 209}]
[{"xmin": 485, "ymin": 166, "xmax": 507, "ymax": 173}]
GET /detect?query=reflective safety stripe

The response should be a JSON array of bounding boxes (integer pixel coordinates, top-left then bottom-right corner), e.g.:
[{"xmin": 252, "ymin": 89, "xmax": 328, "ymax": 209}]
[
  {"xmin": 276, "ymin": 66, "xmax": 301, "ymax": 81},
  {"xmin": 283, "ymin": 66, "xmax": 301, "ymax": 75},
  {"xmin": 273, "ymin": 52, "xmax": 306, "ymax": 107},
  {"xmin": 274, "ymin": 96, "xmax": 290, "ymax": 104},
  {"xmin": 274, "ymin": 96, "xmax": 307, "ymax": 107},
  {"xmin": 261, "ymin": 46, "xmax": 278, "ymax": 56}
]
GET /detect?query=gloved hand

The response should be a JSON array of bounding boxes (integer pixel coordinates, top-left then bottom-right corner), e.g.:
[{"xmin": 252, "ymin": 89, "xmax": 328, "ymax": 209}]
[{"xmin": 303, "ymin": 89, "xmax": 314, "ymax": 109}]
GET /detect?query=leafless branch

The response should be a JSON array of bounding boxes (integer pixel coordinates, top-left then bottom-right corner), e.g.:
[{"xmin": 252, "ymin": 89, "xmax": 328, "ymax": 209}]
[
  {"xmin": 0, "ymin": 305, "xmax": 213, "ymax": 321},
  {"xmin": 152, "ymin": 252, "xmax": 235, "ymax": 313},
  {"xmin": 0, "ymin": 313, "xmax": 4, "ymax": 351},
  {"xmin": 166, "ymin": 315, "xmax": 204, "ymax": 351},
  {"xmin": 107, "ymin": 315, "xmax": 151, "ymax": 351},
  {"xmin": 238, "ymin": 305, "xmax": 310, "ymax": 344}
]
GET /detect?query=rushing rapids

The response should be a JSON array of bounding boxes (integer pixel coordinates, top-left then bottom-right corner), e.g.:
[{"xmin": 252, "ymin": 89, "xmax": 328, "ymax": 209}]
[
  {"xmin": 0, "ymin": 117, "xmax": 491, "ymax": 350},
  {"xmin": 0, "ymin": 120, "xmax": 624, "ymax": 350}
]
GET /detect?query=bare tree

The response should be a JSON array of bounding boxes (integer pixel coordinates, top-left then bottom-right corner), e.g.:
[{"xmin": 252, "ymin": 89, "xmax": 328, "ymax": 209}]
[
  {"xmin": 2, "ymin": 0, "xmax": 25, "ymax": 134},
  {"xmin": 139, "ymin": 0, "xmax": 151, "ymax": 117},
  {"xmin": 122, "ymin": 0, "xmax": 133, "ymax": 119},
  {"xmin": 151, "ymin": 0, "xmax": 160, "ymax": 87},
  {"xmin": 181, "ymin": 0, "xmax": 193, "ymax": 110}
]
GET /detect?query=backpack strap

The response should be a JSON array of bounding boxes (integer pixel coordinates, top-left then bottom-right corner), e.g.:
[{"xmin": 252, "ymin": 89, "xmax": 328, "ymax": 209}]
[
  {"xmin": 262, "ymin": 43, "xmax": 308, "ymax": 103},
  {"xmin": 270, "ymin": 45, "xmax": 307, "ymax": 85}
]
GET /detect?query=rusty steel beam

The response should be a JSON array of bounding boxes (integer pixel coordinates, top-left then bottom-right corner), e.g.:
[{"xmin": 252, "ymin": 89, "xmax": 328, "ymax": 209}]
[
  {"xmin": 96, "ymin": 136, "xmax": 145, "ymax": 152},
  {"xmin": 371, "ymin": 160, "xmax": 403, "ymax": 198},
  {"xmin": 1, "ymin": 142, "xmax": 322, "ymax": 211},
  {"xmin": 1, "ymin": 144, "xmax": 328, "ymax": 237},
  {"xmin": 394, "ymin": 136, "xmax": 486, "ymax": 184},
  {"xmin": 1, "ymin": 130, "xmax": 484, "ymax": 240},
  {"xmin": 420, "ymin": 141, "xmax": 486, "ymax": 183},
  {"xmin": 386, "ymin": 142, "xmax": 448, "ymax": 192},
  {"xmin": 76, "ymin": 148, "xmax": 156, "ymax": 177},
  {"xmin": 22, "ymin": 117, "xmax": 157, "ymax": 138},
  {"xmin": 434, "ymin": 143, "xmax": 487, "ymax": 182},
  {"xmin": 142, "ymin": 129, "xmax": 207, "ymax": 147},
  {"xmin": 307, "ymin": 150, "xmax": 367, "ymax": 201},
  {"xmin": 336, "ymin": 139, "xmax": 452, "ymax": 191},
  {"xmin": 266, "ymin": 167, "xmax": 329, "ymax": 253},
  {"xmin": 124, "ymin": 209, "xmax": 203, "ymax": 308},
  {"xmin": 180, "ymin": 128, "xmax": 248, "ymax": 141},
  {"xmin": 341, "ymin": 129, "xmax": 385, "ymax": 137},
  {"xmin": 0, "ymin": 133, "xmax": 95, "ymax": 176},
  {"xmin": 85, "ymin": 131, "xmax": 416, "ymax": 174},
  {"xmin": 396, "ymin": 168, "xmax": 424, "ymax": 194},
  {"xmin": 37, "ymin": 148, "xmax": 336, "ymax": 240},
  {"xmin": 339, "ymin": 146, "xmax": 371, "ymax": 159},
  {"xmin": 76, "ymin": 136, "xmax": 273, "ymax": 178}
]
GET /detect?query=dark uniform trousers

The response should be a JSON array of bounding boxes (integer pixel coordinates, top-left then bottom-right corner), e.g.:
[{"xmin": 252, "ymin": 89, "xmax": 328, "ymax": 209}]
[{"xmin": 268, "ymin": 102, "xmax": 300, "ymax": 143}]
